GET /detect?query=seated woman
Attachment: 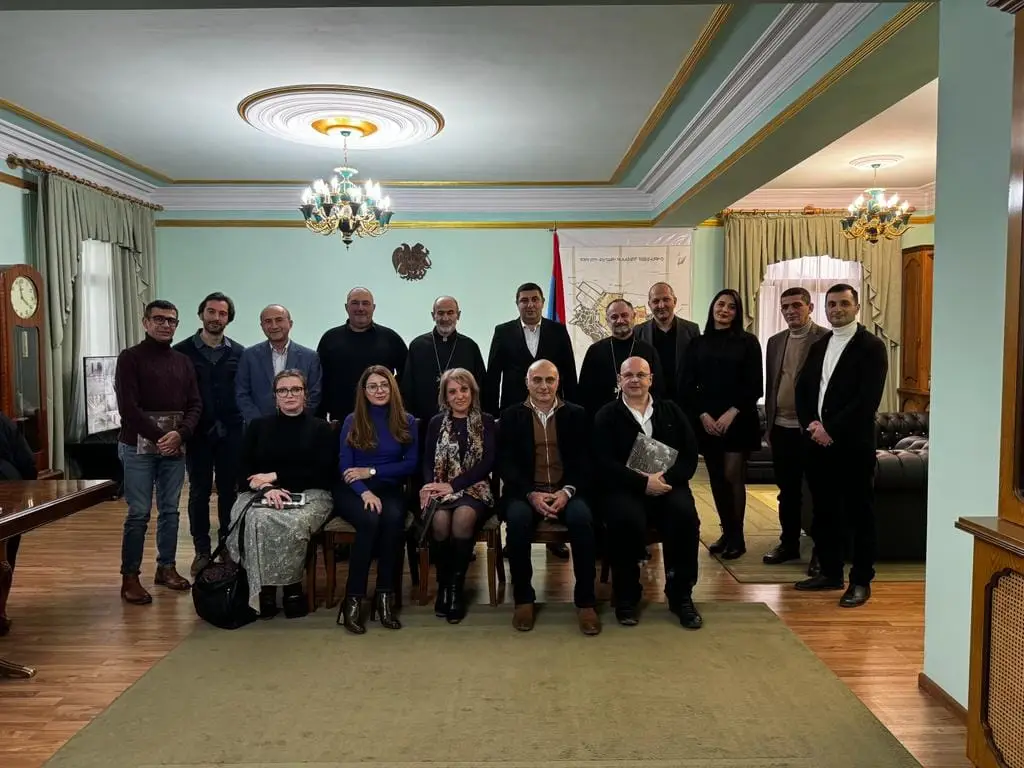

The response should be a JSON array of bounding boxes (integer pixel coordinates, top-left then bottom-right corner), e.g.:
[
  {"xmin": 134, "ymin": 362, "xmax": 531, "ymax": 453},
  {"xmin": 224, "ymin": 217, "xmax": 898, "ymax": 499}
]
[
  {"xmin": 226, "ymin": 369, "xmax": 337, "ymax": 619},
  {"xmin": 334, "ymin": 365, "xmax": 418, "ymax": 634},
  {"xmin": 420, "ymin": 368, "xmax": 496, "ymax": 624}
]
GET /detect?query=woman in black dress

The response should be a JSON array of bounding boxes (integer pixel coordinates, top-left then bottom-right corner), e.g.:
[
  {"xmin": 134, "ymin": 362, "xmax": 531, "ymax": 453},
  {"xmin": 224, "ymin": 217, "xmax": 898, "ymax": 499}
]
[
  {"xmin": 681, "ymin": 289, "xmax": 763, "ymax": 559},
  {"xmin": 420, "ymin": 368, "xmax": 496, "ymax": 624}
]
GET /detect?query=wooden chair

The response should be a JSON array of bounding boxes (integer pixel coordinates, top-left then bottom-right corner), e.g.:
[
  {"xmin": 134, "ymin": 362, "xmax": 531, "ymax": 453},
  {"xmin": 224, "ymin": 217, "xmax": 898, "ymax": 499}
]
[
  {"xmin": 415, "ymin": 516, "xmax": 504, "ymax": 606},
  {"xmin": 319, "ymin": 513, "xmax": 415, "ymax": 609},
  {"xmin": 599, "ymin": 527, "xmax": 663, "ymax": 584}
]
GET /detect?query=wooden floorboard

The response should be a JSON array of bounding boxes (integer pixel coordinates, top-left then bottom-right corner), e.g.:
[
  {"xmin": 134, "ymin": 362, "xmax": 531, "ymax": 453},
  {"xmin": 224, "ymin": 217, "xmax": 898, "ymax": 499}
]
[{"xmin": 0, "ymin": 490, "xmax": 969, "ymax": 768}]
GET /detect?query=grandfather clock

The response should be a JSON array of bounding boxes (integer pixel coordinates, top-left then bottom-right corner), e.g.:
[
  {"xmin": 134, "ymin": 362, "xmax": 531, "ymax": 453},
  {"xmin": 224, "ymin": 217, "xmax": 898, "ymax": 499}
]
[{"xmin": 0, "ymin": 264, "xmax": 48, "ymax": 471}]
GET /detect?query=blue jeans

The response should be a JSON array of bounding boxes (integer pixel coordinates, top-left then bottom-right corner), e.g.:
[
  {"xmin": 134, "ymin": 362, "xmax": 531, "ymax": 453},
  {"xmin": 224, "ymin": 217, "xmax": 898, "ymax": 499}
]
[{"xmin": 119, "ymin": 442, "xmax": 187, "ymax": 576}]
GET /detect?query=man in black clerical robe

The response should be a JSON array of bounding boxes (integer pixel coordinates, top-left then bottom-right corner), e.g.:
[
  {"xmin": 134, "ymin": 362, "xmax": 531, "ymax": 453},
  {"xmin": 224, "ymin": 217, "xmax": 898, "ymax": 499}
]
[
  {"xmin": 577, "ymin": 298, "xmax": 664, "ymax": 419},
  {"xmin": 400, "ymin": 295, "xmax": 487, "ymax": 423}
]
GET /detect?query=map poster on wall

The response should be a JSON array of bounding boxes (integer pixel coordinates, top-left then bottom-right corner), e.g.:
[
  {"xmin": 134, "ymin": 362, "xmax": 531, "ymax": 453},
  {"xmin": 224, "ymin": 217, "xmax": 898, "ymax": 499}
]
[{"xmin": 555, "ymin": 228, "xmax": 693, "ymax": 372}]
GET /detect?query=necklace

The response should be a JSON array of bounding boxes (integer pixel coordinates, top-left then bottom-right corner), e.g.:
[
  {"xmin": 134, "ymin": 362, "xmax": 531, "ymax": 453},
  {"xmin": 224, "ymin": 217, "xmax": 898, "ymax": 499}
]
[
  {"xmin": 432, "ymin": 331, "xmax": 459, "ymax": 383},
  {"xmin": 610, "ymin": 335, "xmax": 636, "ymax": 395}
]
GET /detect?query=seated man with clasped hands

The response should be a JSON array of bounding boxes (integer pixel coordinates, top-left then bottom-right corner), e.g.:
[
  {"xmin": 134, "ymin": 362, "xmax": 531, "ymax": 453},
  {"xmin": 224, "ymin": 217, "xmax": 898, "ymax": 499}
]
[
  {"xmin": 497, "ymin": 359, "xmax": 600, "ymax": 636},
  {"xmin": 592, "ymin": 356, "xmax": 702, "ymax": 629}
]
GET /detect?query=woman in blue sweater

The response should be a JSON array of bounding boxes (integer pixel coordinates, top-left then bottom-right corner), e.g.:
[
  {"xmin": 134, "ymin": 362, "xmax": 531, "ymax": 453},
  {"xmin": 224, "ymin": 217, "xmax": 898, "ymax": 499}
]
[{"xmin": 334, "ymin": 365, "xmax": 418, "ymax": 634}]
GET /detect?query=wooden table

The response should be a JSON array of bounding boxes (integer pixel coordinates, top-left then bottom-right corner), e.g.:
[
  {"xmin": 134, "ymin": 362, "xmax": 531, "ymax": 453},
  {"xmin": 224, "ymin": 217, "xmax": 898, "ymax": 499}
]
[{"xmin": 0, "ymin": 479, "xmax": 117, "ymax": 679}]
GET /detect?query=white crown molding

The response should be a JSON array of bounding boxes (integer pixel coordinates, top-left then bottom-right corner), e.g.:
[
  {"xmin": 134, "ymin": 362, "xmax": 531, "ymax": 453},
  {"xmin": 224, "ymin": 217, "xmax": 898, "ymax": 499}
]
[
  {"xmin": 644, "ymin": 2, "xmax": 878, "ymax": 205},
  {"xmin": 151, "ymin": 184, "xmax": 654, "ymax": 213},
  {"xmin": 0, "ymin": 118, "xmax": 158, "ymax": 199},
  {"xmin": 729, "ymin": 180, "xmax": 935, "ymax": 211}
]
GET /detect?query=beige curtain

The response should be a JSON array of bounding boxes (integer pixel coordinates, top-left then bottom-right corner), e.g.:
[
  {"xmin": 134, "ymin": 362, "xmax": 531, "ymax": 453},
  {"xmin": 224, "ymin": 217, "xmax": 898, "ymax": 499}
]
[
  {"xmin": 35, "ymin": 174, "xmax": 156, "ymax": 469},
  {"xmin": 723, "ymin": 212, "xmax": 901, "ymax": 411}
]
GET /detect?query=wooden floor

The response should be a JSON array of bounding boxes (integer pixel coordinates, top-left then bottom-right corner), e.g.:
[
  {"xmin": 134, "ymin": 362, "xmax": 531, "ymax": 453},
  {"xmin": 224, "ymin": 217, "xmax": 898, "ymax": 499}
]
[{"xmin": 0, "ymin": 490, "xmax": 969, "ymax": 768}]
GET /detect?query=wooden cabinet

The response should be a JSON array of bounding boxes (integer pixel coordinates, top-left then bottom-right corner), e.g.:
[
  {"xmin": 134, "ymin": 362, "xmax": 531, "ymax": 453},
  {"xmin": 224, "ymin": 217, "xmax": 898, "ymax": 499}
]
[{"xmin": 899, "ymin": 245, "xmax": 934, "ymax": 412}]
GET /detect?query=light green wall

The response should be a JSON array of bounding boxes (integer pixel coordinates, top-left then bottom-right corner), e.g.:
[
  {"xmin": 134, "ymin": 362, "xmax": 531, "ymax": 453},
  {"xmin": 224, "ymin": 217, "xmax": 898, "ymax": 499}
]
[
  {"xmin": 0, "ymin": 178, "xmax": 33, "ymax": 265},
  {"xmin": 156, "ymin": 225, "xmax": 552, "ymax": 351},
  {"xmin": 925, "ymin": 3, "xmax": 1014, "ymax": 708},
  {"xmin": 692, "ymin": 224, "xmax": 724, "ymax": 319}
]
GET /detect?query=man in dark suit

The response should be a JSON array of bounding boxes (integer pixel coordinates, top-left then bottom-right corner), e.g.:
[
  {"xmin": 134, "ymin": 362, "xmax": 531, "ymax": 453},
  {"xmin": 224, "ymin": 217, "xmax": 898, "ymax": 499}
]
[
  {"xmin": 762, "ymin": 287, "xmax": 826, "ymax": 565},
  {"xmin": 236, "ymin": 304, "xmax": 322, "ymax": 424},
  {"xmin": 484, "ymin": 282, "xmax": 577, "ymax": 415},
  {"xmin": 592, "ymin": 357, "xmax": 702, "ymax": 629},
  {"xmin": 496, "ymin": 359, "xmax": 599, "ymax": 636},
  {"xmin": 634, "ymin": 282, "xmax": 700, "ymax": 403},
  {"xmin": 795, "ymin": 284, "xmax": 887, "ymax": 608}
]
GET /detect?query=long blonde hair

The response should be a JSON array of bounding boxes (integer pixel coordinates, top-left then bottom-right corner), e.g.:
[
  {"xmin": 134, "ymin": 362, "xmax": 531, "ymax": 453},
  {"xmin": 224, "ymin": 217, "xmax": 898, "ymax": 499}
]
[{"xmin": 347, "ymin": 365, "xmax": 412, "ymax": 450}]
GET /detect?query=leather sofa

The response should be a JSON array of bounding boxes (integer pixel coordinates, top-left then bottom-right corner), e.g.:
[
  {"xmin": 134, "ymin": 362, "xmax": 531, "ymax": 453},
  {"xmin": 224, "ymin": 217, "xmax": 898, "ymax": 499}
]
[{"xmin": 749, "ymin": 408, "xmax": 929, "ymax": 561}]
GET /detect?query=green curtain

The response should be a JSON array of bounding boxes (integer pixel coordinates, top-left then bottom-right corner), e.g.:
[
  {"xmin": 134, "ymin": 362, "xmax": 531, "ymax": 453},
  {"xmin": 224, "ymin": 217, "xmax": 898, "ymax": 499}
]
[
  {"xmin": 723, "ymin": 212, "xmax": 902, "ymax": 412},
  {"xmin": 35, "ymin": 174, "xmax": 156, "ymax": 470}
]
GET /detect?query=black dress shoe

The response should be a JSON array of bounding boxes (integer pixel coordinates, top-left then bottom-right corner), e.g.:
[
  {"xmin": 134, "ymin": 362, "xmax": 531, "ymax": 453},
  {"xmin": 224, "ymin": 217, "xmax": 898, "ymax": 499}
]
[
  {"xmin": 547, "ymin": 542, "xmax": 570, "ymax": 559},
  {"xmin": 670, "ymin": 596, "xmax": 703, "ymax": 630},
  {"xmin": 720, "ymin": 542, "xmax": 746, "ymax": 560},
  {"xmin": 839, "ymin": 584, "xmax": 871, "ymax": 608},
  {"xmin": 707, "ymin": 534, "xmax": 728, "ymax": 555},
  {"xmin": 434, "ymin": 585, "xmax": 452, "ymax": 618},
  {"xmin": 338, "ymin": 595, "xmax": 366, "ymax": 634},
  {"xmin": 259, "ymin": 588, "xmax": 279, "ymax": 620},
  {"xmin": 282, "ymin": 593, "xmax": 308, "ymax": 619},
  {"xmin": 763, "ymin": 544, "xmax": 801, "ymax": 565},
  {"xmin": 615, "ymin": 604, "xmax": 639, "ymax": 626},
  {"xmin": 807, "ymin": 551, "xmax": 820, "ymax": 577},
  {"xmin": 794, "ymin": 574, "xmax": 844, "ymax": 591}
]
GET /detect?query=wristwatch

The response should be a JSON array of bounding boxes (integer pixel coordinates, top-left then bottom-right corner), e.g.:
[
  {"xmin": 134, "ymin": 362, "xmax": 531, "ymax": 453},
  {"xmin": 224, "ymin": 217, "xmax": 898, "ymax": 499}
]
[{"xmin": 368, "ymin": 467, "xmax": 376, "ymax": 477}]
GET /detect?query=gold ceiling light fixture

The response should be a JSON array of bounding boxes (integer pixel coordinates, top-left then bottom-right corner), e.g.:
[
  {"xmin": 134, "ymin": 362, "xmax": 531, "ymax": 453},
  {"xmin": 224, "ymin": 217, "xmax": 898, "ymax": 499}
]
[{"xmin": 840, "ymin": 155, "xmax": 914, "ymax": 244}]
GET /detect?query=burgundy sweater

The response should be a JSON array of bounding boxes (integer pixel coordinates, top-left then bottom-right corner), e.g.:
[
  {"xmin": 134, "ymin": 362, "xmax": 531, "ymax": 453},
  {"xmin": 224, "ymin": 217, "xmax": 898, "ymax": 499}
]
[{"xmin": 114, "ymin": 335, "xmax": 202, "ymax": 447}]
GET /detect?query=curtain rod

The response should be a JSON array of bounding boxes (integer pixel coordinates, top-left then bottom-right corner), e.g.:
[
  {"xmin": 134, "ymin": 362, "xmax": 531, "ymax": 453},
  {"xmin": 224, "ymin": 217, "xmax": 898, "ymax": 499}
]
[
  {"xmin": 5, "ymin": 154, "xmax": 163, "ymax": 211},
  {"xmin": 721, "ymin": 206, "xmax": 851, "ymax": 217}
]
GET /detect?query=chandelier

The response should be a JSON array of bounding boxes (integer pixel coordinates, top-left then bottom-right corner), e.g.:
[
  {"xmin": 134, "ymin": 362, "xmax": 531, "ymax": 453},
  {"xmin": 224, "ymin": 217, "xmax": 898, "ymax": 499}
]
[
  {"xmin": 299, "ymin": 126, "xmax": 393, "ymax": 247},
  {"xmin": 840, "ymin": 163, "xmax": 912, "ymax": 244}
]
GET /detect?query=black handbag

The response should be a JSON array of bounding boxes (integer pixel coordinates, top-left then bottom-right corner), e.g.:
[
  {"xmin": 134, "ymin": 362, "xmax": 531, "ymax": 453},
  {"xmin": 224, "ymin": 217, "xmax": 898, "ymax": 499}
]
[{"xmin": 192, "ymin": 488, "xmax": 267, "ymax": 630}]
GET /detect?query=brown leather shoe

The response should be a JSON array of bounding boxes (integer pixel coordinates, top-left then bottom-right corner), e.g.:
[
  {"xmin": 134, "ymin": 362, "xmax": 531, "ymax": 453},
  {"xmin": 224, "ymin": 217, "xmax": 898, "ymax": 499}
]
[
  {"xmin": 121, "ymin": 574, "xmax": 152, "ymax": 605},
  {"xmin": 512, "ymin": 603, "xmax": 535, "ymax": 632},
  {"xmin": 154, "ymin": 565, "xmax": 191, "ymax": 591},
  {"xmin": 577, "ymin": 607, "xmax": 601, "ymax": 636}
]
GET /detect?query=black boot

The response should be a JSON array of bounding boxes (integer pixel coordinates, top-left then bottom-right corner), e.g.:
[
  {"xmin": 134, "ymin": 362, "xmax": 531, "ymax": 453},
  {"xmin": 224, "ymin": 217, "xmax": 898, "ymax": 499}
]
[
  {"xmin": 433, "ymin": 538, "xmax": 453, "ymax": 618},
  {"xmin": 371, "ymin": 590, "xmax": 402, "ymax": 630},
  {"xmin": 435, "ymin": 585, "xmax": 453, "ymax": 618},
  {"xmin": 447, "ymin": 538, "xmax": 474, "ymax": 624},
  {"xmin": 337, "ymin": 595, "xmax": 365, "ymax": 635},
  {"xmin": 282, "ymin": 583, "xmax": 307, "ymax": 619},
  {"xmin": 259, "ymin": 586, "xmax": 279, "ymax": 619}
]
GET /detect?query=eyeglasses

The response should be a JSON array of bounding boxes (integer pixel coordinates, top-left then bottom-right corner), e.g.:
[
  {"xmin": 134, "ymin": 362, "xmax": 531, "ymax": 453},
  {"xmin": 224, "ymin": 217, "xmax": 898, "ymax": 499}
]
[
  {"xmin": 149, "ymin": 316, "xmax": 179, "ymax": 327},
  {"xmin": 274, "ymin": 386, "xmax": 305, "ymax": 396},
  {"xmin": 620, "ymin": 372, "xmax": 650, "ymax": 381},
  {"xmin": 365, "ymin": 382, "xmax": 391, "ymax": 393}
]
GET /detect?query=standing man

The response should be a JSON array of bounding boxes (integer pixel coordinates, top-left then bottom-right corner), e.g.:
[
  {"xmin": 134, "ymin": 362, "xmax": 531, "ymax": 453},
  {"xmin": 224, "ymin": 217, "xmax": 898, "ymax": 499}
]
[
  {"xmin": 762, "ymin": 287, "xmax": 826, "ymax": 565},
  {"xmin": 115, "ymin": 300, "xmax": 201, "ymax": 604},
  {"xmin": 577, "ymin": 298, "xmax": 664, "ymax": 418},
  {"xmin": 593, "ymin": 357, "xmax": 703, "ymax": 629},
  {"xmin": 236, "ymin": 303, "xmax": 322, "ymax": 423},
  {"xmin": 317, "ymin": 287, "xmax": 407, "ymax": 422},
  {"xmin": 401, "ymin": 295, "xmax": 486, "ymax": 423},
  {"xmin": 174, "ymin": 292, "xmax": 245, "ymax": 577},
  {"xmin": 496, "ymin": 359, "xmax": 599, "ymax": 636},
  {"xmin": 634, "ymin": 282, "xmax": 700, "ymax": 403},
  {"xmin": 795, "ymin": 284, "xmax": 887, "ymax": 608},
  {"xmin": 484, "ymin": 282, "xmax": 577, "ymax": 415}
]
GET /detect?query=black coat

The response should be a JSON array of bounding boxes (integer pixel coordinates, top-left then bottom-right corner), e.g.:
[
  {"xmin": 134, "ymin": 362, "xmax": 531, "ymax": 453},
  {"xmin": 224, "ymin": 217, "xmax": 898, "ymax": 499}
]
[
  {"xmin": 795, "ymin": 324, "xmax": 888, "ymax": 453},
  {"xmin": 577, "ymin": 335, "xmax": 664, "ymax": 418},
  {"xmin": 484, "ymin": 318, "xmax": 578, "ymax": 415},
  {"xmin": 172, "ymin": 332, "xmax": 245, "ymax": 438},
  {"xmin": 400, "ymin": 329, "xmax": 487, "ymax": 421},
  {"xmin": 592, "ymin": 397, "xmax": 698, "ymax": 496},
  {"xmin": 495, "ymin": 400, "xmax": 590, "ymax": 501}
]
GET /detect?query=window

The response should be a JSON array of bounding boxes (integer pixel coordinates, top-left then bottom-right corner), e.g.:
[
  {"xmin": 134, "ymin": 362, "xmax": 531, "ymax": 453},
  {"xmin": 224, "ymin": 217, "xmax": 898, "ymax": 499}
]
[
  {"xmin": 755, "ymin": 255, "xmax": 862, "ymax": 402},
  {"xmin": 80, "ymin": 240, "xmax": 118, "ymax": 359}
]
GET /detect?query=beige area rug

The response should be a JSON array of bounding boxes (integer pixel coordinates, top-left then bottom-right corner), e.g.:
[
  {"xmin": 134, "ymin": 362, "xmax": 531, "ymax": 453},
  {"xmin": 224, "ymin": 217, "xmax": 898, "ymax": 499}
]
[
  {"xmin": 45, "ymin": 603, "xmax": 921, "ymax": 768},
  {"xmin": 692, "ymin": 481, "xmax": 925, "ymax": 584}
]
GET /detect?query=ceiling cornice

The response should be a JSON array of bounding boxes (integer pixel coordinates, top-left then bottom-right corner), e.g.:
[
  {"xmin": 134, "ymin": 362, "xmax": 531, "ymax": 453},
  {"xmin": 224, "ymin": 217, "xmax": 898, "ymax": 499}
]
[
  {"xmin": 988, "ymin": 0, "xmax": 1024, "ymax": 13},
  {"xmin": 641, "ymin": 2, "xmax": 878, "ymax": 204},
  {"xmin": 729, "ymin": 180, "xmax": 936, "ymax": 211}
]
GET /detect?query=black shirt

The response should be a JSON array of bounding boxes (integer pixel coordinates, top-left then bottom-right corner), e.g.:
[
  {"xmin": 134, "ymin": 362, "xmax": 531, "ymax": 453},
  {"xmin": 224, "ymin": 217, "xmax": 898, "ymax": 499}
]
[
  {"xmin": 238, "ymin": 412, "xmax": 338, "ymax": 492},
  {"xmin": 651, "ymin": 323, "xmax": 678, "ymax": 401},
  {"xmin": 316, "ymin": 322, "xmax": 408, "ymax": 421}
]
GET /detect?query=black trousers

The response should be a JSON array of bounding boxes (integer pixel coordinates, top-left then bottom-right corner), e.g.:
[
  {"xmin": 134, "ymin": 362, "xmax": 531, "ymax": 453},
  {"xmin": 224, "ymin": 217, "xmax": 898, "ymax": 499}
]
[
  {"xmin": 332, "ymin": 481, "xmax": 407, "ymax": 596},
  {"xmin": 605, "ymin": 488, "xmax": 700, "ymax": 606},
  {"xmin": 769, "ymin": 424, "xmax": 807, "ymax": 549},
  {"xmin": 805, "ymin": 440, "xmax": 877, "ymax": 586},
  {"xmin": 186, "ymin": 428, "xmax": 243, "ymax": 555},
  {"xmin": 505, "ymin": 497, "xmax": 597, "ymax": 608}
]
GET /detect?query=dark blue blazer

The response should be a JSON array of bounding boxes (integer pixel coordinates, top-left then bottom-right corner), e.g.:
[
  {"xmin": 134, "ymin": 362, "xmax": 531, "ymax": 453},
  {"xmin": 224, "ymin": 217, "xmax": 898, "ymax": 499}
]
[{"xmin": 236, "ymin": 340, "xmax": 322, "ymax": 424}]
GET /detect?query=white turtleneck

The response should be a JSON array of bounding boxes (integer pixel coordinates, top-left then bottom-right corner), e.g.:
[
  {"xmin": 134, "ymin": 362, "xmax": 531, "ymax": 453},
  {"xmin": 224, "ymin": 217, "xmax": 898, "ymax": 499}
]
[{"xmin": 818, "ymin": 321, "xmax": 858, "ymax": 417}]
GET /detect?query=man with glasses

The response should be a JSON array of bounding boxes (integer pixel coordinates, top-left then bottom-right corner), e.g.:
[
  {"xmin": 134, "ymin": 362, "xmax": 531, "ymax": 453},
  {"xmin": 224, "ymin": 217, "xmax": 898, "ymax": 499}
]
[
  {"xmin": 114, "ymin": 300, "xmax": 202, "ymax": 605},
  {"xmin": 592, "ymin": 357, "xmax": 702, "ymax": 629},
  {"xmin": 173, "ymin": 292, "xmax": 246, "ymax": 577},
  {"xmin": 236, "ymin": 304, "xmax": 322, "ymax": 424}
]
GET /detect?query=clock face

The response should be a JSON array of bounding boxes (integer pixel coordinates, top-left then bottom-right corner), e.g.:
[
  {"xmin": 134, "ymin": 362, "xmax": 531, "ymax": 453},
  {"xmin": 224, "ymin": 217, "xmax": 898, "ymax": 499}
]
[{"xmin": 10, "ymin": 275, "xmax": 38, "ymax": 320}]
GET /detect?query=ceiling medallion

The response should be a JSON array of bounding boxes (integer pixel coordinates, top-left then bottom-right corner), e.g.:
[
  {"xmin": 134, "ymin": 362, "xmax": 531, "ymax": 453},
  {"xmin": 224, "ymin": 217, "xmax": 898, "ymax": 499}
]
[{"xmin": 840, "ymin": 156, "xmax": 913, "ymax": 244}]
